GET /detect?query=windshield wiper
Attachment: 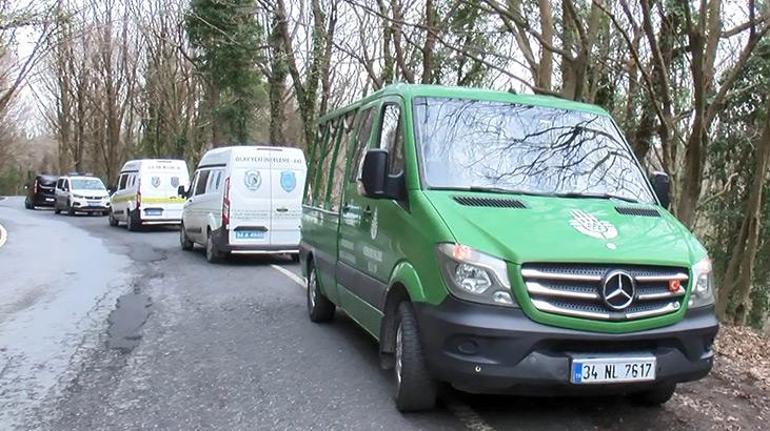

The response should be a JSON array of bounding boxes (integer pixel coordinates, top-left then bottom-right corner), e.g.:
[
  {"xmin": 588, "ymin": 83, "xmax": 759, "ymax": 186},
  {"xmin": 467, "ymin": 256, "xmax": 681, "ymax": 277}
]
[
  {"xmin": 552, "ymin": 191, "xmax": 640, "ymax": 204},
  {"xmin": 433, "ymin": 186, "xmax": 548, "ymax": 197}
]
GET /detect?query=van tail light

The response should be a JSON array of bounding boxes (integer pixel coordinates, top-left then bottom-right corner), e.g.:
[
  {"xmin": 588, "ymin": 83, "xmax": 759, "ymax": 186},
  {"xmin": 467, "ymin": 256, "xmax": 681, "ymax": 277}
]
[
  {"xmin": 136, "ymin": 178, "xmax": 142, "ymax": 209},
  {"xmin": 222, "ymin": 176, "xmax": 231, "ymax": 228}
]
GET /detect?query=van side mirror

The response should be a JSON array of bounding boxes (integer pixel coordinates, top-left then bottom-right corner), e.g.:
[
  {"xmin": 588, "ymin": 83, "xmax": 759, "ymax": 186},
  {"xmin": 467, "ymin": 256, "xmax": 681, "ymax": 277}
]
[
  {"xmin": 651, "ymin": 171, "xmax": 670, "ymax": 209},
  {"xmin": 361, "ymin": 149, "xmax": 404, "ymax": 200},
  {"xmin": 108, "ymin": 186, "xmax": 116, "ymax": 194},
  {"xmin": 177, "ymin": 185, "xmax": 187, "ymax": 198},
  {"xmin": 361, "ymin": 149, "xmax": 388, "ymax": 197}
]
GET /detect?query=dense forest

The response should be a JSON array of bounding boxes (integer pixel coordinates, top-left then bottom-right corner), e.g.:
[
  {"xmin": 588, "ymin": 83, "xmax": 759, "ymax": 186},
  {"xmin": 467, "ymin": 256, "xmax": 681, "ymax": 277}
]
[{"xmin": 0, "ymin": 0, "xmax": 769, "ymax": 328}]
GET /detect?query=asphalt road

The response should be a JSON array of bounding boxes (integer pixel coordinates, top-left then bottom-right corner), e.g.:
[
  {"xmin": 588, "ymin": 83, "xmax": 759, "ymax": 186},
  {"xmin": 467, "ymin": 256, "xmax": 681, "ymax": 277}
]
[{"xmin": 0, "ymin": 196, "xmax": 717, "ymax": 430}]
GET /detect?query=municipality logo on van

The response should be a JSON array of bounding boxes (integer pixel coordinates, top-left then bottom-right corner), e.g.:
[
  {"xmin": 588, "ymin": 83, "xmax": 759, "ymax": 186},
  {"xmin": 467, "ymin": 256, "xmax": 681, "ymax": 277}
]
[
  {"xmin": 280, "ymin": 171, "xmax": 296, "ymax": 193},
  {"xmin": 244, "ymin": 170, "xmax": 262, "ymax": 191},
  {"xmin": 569, "ymin": 209, "xmax": 617, "ymax": 240}
]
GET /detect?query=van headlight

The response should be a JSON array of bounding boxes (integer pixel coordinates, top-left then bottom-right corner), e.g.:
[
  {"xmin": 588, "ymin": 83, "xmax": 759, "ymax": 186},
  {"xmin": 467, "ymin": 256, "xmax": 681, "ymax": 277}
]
[
  {"xmin": 436, "ymin": 243, "xmax": 517, "ymax": 307},
  {"xmin": 689, "ymin": 257, "xmax": 715, "ymax": 308},
  {"xmin": 73, "ymin": 194, "xmax": 84, "ymax": 199}
]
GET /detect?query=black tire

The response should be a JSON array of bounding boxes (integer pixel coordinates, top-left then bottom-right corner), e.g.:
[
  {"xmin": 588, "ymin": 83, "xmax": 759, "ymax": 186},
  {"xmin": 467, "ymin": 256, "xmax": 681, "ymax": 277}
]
[
  {"xmin": 291, "ymin": 253, "xmax": 300, "ymax": 263},
  {"xmin": 108, "ymin": 211, "xmax": 119, "ymax": 227},
  {"xmin": 205, "ymin": 230, "xmax": 224, "ymax": 263},
  {"xmin": 126, "ymin": 209, "xmax": 141, "ymax": 232},
  {"xmin": 180, "ymin": 224, "xmax": 194, "ymax": 251},
  {"xmin": 629, "ymin": 383, "xmax": 676, "ymax": 406},
  {"xmin": 307, "ymin": 264, "xmax": 335, "ymax": 322},
  {"xmin": 24, "ymin": 199, "xmax": 33, "ymax": 210},
  {"xmin": 393, "ymin": 302, "xmax": 437, "ymax": 412},
  {"xmin": 101, "ymin": 210, "xmax": 110, "ymax": 217},
  {"xmin": 67, "ymin": 201, "xmax": 75, "ymax": 216},
  {"xmin": 54, "ymin": 205, "xmax": 61, "ymax": 215}
]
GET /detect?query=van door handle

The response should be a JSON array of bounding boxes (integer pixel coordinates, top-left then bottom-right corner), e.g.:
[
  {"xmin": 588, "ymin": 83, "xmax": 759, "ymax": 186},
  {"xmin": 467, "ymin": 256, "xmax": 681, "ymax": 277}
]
[
  {"xmin": 276, "ymin": 207, "xmax": 288, "ymax": 213},
  {"xmin": 362, "ymin": 206, "xmax": 373, "ymax": 217}
]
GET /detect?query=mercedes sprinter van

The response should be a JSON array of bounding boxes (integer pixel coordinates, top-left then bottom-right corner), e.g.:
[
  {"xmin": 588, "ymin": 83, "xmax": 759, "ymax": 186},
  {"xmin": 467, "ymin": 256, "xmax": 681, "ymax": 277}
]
[{"xmin": 300, "ymin": 84, "xmax": 718, "ymax": 412}]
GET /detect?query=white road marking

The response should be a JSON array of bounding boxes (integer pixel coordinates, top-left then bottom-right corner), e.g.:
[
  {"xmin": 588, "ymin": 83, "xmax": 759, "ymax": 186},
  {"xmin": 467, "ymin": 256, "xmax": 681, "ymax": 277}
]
[
  {"xmin": 445, "ymin": 398, "xmax": 497, "ymax": 431},
  {"xmin": 271, "ymin": 264, "xmax": 306, "ymax": 289},
  {"xmin": 0, "ymin": 223, "xmax": 7, "ymax": 249},
  {"xmin": 271, "ymin": 261, "xmax": 492, "ymax": 431}
]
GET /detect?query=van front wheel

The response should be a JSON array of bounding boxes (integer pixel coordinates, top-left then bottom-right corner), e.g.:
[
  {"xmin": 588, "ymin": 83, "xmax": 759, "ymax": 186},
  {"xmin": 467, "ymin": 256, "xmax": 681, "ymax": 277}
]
[
  {"xmin": 393, "ymin": 302, "xmax": 437, "ymax": 412},
  {"xmin": 307, "ymin": 264, "xmax": 334, "ymax": 322},
  {"xmin": 629, "ymin": 383, "xmax": 676, "ymax": 406}
]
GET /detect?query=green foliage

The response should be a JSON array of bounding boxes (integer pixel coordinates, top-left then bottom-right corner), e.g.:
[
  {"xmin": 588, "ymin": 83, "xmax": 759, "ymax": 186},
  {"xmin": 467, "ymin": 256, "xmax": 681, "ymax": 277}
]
[
  {"xmin": 705, "ymin": 40, "xmax": 770, "ymax": 327},
  {"xmin": 186, "ymin": 0, "xmax": 265, "ymax": 144}
]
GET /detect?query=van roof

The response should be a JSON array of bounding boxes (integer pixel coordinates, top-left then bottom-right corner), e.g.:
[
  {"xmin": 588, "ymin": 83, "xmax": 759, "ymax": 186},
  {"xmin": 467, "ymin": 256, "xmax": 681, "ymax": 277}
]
[
  {"xmin": 318, "ymin": 83, "xmax": 609, "ymax": 122},
  {"xmin": 197, "ymin": 145, "xmax": 303, "ymax": 168},
  {"xmin": 120, "ymin": 159, "xmax": 187, "ymax": 173}
]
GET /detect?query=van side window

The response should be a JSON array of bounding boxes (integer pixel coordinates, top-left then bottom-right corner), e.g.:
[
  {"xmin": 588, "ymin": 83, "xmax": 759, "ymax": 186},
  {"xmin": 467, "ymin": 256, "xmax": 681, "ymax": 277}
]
[
  {"xmin": 315, "ymin": 119, "xmax": 341, "ymax": 207},
  {"xmin": 63, "ymin": 180, "xmax": 69, "ymax": 191},
  {"xmin": 56, "ymin": 179, "xmax": 63, "ymax": 189},
  {"xmin": 350, "ymin": 107, "xmax": 375, "ymax": 181},
  {"xmin": 379, "ymin": 104, "xmax": 404, "ymax": 176},
  {"xmin": 118, "ymin": 174, "xmax": 128, "ymax": 190},
  {"xmin": 328, "ymin": 112, "xmax": 356, "ymax": 211},
  {"xmin": 206, "ymin": 170, "xmax": 221, "ymax": 193},
  {"xmin": 304, "ymin": 123, "xmax": 328, "ymax": 205},
  {"xmin": 195, "ymin": 170, "xmax": 210, "ymax": 196}
]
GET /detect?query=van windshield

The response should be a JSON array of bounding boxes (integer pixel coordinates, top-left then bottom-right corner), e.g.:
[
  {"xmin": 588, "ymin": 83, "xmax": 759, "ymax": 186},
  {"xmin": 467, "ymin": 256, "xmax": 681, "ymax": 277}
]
[
  {"xmin": 413, "ymin": 97, "xmax": 655, "ymax": 204},
  {"xmin": 71, "ymin": 178, "xmax": 106, "ymax": 190}
]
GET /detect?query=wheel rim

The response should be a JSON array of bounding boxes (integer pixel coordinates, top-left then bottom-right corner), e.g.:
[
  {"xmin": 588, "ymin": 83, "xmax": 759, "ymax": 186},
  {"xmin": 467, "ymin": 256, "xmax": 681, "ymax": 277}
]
[
  {"xmin": 395, "ymin": 324, "xmax": 403, "ymax": 388},
  {"xmin": 308, "ymin": 270, "xmax": 317, "ymax": 310}
]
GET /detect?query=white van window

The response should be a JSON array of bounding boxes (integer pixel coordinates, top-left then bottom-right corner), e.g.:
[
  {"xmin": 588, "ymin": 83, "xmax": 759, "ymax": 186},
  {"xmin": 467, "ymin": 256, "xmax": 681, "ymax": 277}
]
[
  {"xmin": 118, "ymin": 174, "xmax": 129, "ymax": 190},
  {"xmin": 195, "ymin": 170, "xmax": 210, "ymax": 196},
  {"xmin": 206, "ymin": 170, "xmax": 221, "ymax": 193}
]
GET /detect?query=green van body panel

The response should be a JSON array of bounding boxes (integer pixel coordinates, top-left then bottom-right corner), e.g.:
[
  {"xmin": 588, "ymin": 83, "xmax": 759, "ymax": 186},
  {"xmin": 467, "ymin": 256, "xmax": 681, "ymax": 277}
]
[{"xmin": 301, "ymin": 84, "xmax": 717, "ymax": 394}]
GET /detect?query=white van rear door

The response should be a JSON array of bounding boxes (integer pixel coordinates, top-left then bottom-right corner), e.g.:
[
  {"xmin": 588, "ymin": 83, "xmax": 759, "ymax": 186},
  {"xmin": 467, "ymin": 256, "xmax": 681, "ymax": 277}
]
[
  {"xmin": 269, "ymin": 149, "xmax": 306, "ymax": 247},
  {"xmin": 141, "ymin": 161, "xmax": 189, "ymax": 219},
  {"xmin": 228, "ymin": 151, "xmax": 272, "ymax": 246}
]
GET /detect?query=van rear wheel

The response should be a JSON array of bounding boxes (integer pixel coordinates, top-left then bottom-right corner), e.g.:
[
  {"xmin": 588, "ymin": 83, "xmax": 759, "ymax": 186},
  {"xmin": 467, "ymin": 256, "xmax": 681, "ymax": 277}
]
[
  {"xmin": 307, "ymin": 264, "xmax": 334, "ymax": 322},
  {"xmin": 205, "ymin": 232, "xmax": 225, "ymax": 263},
  {"xmin": 126, "ymin": 209, "xmax": 141, "ymax": 231},
  {"xmin": 180, "ymin": 225, "xmax": 194, "ymax": 251},
  {"xmin": 393, "ymin": 302, "xmax": 437, "ymax": 412},
  {"xmin": 108, "ymin": 211, "xmax": 119, "ymax": 227}
]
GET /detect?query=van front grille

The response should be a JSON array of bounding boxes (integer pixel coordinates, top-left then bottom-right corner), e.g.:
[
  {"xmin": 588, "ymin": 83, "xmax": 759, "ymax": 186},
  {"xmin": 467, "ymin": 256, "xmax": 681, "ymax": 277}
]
[{"xmin": 521, "ymin": 263, "xmax": 688, "ymax": 321}]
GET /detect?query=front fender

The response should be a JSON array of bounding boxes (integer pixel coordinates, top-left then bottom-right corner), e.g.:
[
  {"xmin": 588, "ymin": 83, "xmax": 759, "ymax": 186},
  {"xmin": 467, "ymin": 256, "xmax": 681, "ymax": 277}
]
[
  {"xmin": 206, "ymin": 212, "xmax": 220, "ymax": 234},
  {"xmin": 387, "ymin": 261, "xmax": 427, "ymax": 303}
]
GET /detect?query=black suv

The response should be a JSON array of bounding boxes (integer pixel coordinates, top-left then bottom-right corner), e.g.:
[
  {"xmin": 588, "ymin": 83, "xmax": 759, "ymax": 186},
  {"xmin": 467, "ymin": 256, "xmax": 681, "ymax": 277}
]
[{"xmin": 24, "ymin": 174, "xmax": 59, "ymax": 209}]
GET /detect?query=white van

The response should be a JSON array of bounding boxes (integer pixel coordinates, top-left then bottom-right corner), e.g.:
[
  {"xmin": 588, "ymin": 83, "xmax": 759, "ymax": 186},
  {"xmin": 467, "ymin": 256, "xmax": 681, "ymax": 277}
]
[
  {"xmin": 109, "ymin": 159, "xmax": 190, "ymax": 231},
  {"xmin": 54, "ymin": 175, "xmax": 111, "ymax": 216},
  {"xmin": 179, "ymin": 146, "xmax": 306, "ymax": 263}
]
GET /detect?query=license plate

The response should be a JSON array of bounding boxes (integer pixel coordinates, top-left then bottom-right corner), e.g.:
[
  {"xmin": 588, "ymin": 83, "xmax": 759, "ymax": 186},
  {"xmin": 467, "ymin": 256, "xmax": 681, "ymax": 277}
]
[
  {"xmin": 235, "ymin": 230, "xmax": 265, "ymax": 239},
  {"xmin": 88, "ymin": 201, "xmax": 100, "ymax": 206},
  {"xmin": 145, "ymin": 209, "xmax": 162, "ymax": 216},
  {"xmin": 571, "ymin": 356, "xmax": 656, "ymax": 384}
]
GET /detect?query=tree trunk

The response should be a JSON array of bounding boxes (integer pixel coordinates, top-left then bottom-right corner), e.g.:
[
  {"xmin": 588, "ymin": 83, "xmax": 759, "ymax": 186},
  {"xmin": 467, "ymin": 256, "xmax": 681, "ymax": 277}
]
[
  {"xmin": 268, "ymin": 15, "xmax": 287, "ymax": 146},
  {"xmin": 716, "ymin": 96, "xmax": 770, "ymax": 321}
]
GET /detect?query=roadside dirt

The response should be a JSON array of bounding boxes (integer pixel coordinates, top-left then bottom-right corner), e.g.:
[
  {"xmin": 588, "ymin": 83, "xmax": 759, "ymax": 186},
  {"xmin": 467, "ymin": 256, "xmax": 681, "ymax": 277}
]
[{"xmin": 672, "ymin": 325, "xmax": 769, "ymax": 430}]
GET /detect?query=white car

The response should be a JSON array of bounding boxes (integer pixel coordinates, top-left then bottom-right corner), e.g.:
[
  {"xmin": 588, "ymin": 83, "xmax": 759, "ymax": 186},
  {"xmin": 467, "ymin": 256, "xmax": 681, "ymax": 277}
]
[
  {"xmin": 179, "ymin": 146, "xmax": 307, "ymax": 263},
  {"xmin": 109, "ymin": 159, "xmax": 190, "ymax": 231},
  {"xmin": 54, "ymin": 175, "xmax": 111, "ymax": 216}
]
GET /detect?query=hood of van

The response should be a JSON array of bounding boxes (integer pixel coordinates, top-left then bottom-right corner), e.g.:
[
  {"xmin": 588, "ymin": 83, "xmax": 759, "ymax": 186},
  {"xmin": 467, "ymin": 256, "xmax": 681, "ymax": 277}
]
[
  {"xmin": 72, "ymin": 189, "xmax": 109, "ymax": 199},
  {"xmin": 424, "ymin": 191, "xmax": 705, "ymax": 267}
]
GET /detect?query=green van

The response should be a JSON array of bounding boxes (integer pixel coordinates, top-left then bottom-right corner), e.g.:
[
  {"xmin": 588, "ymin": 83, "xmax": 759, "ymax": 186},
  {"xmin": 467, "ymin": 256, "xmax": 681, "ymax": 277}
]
[{"xmin": 300, "ymin": 84, "xmax": 718, "ymax": 412}]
